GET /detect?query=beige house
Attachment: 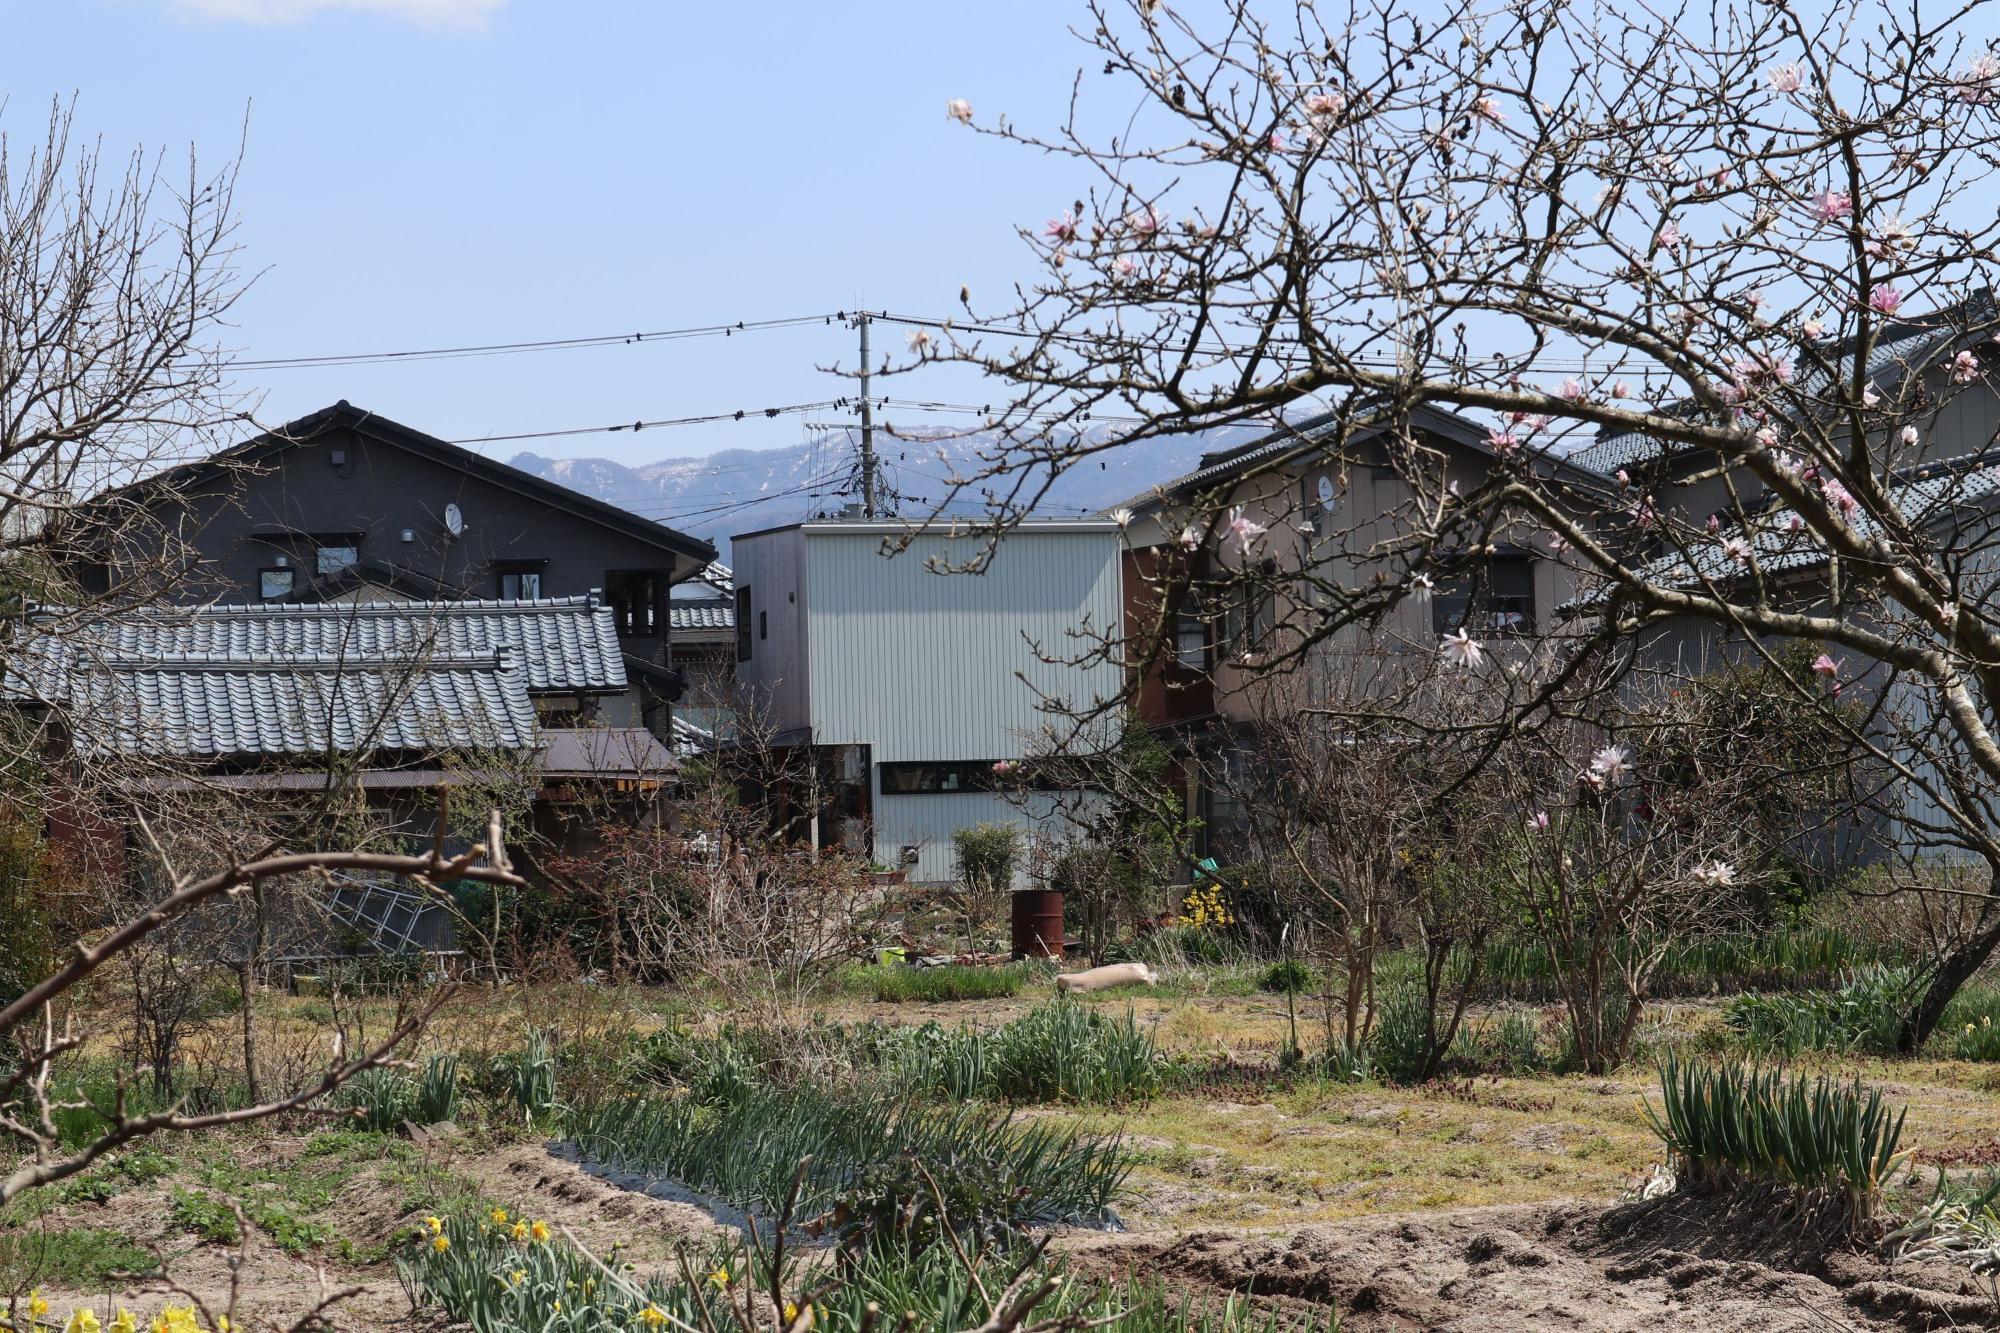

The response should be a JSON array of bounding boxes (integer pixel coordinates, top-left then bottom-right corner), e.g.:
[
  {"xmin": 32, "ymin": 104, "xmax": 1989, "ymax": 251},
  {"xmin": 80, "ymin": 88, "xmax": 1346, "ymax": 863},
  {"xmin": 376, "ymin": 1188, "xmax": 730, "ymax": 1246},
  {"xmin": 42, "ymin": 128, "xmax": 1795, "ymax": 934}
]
[{"xmin": 1117, "ymin": 405, "xmax": 1607, "ymax": 854}]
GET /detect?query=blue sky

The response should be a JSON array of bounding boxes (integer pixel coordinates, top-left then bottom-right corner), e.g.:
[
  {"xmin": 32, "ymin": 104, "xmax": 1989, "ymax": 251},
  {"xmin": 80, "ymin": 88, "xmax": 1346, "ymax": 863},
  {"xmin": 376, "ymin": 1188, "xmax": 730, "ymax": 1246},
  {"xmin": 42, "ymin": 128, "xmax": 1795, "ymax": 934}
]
[{"xmin": 14, "ymin": 0, "xmax": 1104, "ymax": 463}]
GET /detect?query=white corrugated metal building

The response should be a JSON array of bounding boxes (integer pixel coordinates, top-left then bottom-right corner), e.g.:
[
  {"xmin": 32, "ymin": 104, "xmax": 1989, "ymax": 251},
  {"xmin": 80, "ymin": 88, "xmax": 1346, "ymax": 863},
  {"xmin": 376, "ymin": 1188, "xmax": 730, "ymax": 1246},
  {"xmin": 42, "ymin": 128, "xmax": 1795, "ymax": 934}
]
[{"xmin": 729, "ymin": 519, "xmax": 1123, "ymax": 883}]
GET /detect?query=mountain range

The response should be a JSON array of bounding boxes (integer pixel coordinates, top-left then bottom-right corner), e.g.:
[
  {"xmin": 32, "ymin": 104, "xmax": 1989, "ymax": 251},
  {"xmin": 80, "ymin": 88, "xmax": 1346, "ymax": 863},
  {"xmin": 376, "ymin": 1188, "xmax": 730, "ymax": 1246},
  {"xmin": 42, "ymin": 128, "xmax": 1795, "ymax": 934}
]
[{"xmin": 509, "ymin": 424, "xmax": 1262, "ymax": 558}]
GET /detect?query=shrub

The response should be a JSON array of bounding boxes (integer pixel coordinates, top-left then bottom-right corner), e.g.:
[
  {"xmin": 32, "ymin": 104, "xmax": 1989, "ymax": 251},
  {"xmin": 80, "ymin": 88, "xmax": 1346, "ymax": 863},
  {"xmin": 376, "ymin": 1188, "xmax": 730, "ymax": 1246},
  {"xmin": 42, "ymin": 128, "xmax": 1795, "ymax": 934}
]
[
  {"xmin": 1259, "ymin": 960, "xmax": 1314, "ymax": 995},
  {"xmin": 1644, "ymin": 1054, "xmax": 1909, "ymax": 1221},
  {"xmin": 341, "ymin": 1067, "xmax": 407, "ymax": 1133}
]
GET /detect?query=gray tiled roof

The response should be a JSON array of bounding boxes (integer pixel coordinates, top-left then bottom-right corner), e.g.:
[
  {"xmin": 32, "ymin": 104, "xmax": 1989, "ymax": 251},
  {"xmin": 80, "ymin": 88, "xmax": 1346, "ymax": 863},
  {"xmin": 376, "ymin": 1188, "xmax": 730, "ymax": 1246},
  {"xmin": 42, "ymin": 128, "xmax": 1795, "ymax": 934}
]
[
  {"xmin": 10, "ymin": 645, "xmax": 538, "ymax": 758},
  {"xmin": 669, "ymin": 600, "xmax": 734, "ymax": 632},
  {"xmin": 1575, "ymin": 292, "xmax": 1999, "ymax": 473},
  {"xmin": 540, "ymin": 726, "xmax": 676, "ymax": 778},
  {"xmin": 35, "ymin": 596, "xmax": 628, "ymax": 696},
  {"xmin": 1574, "ymin": 453, "xmax": 2000, "ymax": 607}
]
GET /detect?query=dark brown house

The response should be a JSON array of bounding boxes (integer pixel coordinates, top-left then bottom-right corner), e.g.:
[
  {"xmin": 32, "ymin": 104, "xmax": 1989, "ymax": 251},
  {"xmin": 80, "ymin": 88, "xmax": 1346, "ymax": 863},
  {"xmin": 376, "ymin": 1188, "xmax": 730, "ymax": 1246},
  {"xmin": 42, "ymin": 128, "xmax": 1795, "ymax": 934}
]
[{"xmin": 70, "ymin": 401, "xmax": 716, "ymax": 736}]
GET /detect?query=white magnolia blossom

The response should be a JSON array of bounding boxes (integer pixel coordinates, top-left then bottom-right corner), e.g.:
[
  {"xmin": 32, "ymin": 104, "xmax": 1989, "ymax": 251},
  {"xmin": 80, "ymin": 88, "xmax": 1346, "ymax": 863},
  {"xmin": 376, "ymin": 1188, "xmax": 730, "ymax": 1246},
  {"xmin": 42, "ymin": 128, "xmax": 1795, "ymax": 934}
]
[
  {"xmin": 1692, "ymin": 860, "xmax": 1738, "ymax": 888},
  {"xmin": 1439, "ymin": 626, "xmax": 1485, "ymax": 670},
  {"xmin": 1408, "ymin": 572, "xmax": 1435, "ymax": 604},
  {"xmin": 1109, "ymin": 506, "xmax": 1134, "ymax": 528},
  {"xmin": 946, "ymin": 99, "xmax": 974, "ymax": 124}
]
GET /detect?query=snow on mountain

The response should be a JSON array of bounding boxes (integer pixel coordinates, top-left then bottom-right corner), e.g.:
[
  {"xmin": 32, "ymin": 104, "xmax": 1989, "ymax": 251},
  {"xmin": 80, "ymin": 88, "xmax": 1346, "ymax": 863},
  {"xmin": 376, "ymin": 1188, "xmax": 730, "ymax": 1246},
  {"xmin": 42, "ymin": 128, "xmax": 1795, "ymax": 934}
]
[{"xmin": 510, "ymin": 424, "xmax": 1261, "ymax": 557}]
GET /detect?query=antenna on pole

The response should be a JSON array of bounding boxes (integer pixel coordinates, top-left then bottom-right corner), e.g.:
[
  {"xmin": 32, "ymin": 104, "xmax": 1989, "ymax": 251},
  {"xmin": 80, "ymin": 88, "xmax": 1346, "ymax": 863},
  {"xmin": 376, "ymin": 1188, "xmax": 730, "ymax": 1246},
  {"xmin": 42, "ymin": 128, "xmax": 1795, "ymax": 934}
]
[{"xmin": 858, "ymin": 313, "xmax": 877, "ymax": 518}]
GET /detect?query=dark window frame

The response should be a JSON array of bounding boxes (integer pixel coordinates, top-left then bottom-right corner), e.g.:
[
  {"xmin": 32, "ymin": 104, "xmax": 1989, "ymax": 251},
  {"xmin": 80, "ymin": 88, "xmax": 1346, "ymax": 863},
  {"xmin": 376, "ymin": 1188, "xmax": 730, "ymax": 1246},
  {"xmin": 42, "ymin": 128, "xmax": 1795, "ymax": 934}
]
[
  {"xmin": 605, "ymin": 568, "xmax": 665, "ymax": 637},
  {"xmin": 495, "ymin": 559, "xmax": 548, "ymax": 601},
  {"xmin": 1431, "ymin": 550, "xmax": 1536, "ymax": 636},
  {"xmin": 735, "ymin": 586, "xmax": 754, "ymax": 662},
  {"xmin": 258, "ymin": 566, "xmax": 296, "ymax": 600}
]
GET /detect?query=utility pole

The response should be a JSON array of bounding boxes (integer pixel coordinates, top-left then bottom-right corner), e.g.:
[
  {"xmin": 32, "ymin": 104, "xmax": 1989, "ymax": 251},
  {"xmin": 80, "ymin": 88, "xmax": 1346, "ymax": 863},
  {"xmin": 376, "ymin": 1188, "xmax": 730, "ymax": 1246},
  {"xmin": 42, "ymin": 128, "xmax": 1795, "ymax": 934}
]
[{"xmin": 857, "ymin": 313, "xmax": 877, "ymax": 518}]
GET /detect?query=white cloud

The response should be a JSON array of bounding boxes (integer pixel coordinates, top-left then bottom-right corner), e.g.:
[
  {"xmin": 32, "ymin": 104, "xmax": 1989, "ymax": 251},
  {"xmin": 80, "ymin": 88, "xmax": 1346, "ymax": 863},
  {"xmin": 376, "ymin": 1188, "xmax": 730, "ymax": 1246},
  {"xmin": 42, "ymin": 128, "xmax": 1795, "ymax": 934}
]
[{"xmin": 171, "ymin": 0, "xmax": 505, "ymax": 30}]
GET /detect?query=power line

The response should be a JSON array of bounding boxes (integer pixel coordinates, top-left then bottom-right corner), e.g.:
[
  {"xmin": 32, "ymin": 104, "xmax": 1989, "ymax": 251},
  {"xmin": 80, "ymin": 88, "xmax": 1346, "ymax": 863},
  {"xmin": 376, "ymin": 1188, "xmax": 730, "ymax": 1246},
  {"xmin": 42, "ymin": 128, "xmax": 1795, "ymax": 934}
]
[
  {"xmin": 446, "ymin": 399, "xmax": 850, "ymax": 447},
  {"xmin": 227, "ymin": 314, "xmax": 843, "ymax": 371}
]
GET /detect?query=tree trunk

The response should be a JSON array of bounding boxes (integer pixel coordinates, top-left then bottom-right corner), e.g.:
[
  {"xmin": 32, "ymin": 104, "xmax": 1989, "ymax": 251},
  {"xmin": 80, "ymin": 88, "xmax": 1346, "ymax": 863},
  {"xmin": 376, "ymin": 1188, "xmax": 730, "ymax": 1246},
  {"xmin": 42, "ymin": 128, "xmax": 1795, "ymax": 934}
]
[{"xmin": 1901, "ymin": 914, "xmax": 2000, "ymax": 1052}]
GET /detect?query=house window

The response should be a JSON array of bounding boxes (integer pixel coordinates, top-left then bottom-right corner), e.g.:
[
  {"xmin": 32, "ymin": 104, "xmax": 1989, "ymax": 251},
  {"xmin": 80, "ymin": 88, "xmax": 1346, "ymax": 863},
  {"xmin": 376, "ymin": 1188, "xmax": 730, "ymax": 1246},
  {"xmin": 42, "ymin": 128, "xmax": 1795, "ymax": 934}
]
[
  {"xmin": 1174, "ymin": 607, "xmax": 1209, "ymax": 671},
  {"xmin": 880, "ymin": 761, "xmax": 1002, "ymax": 795},
  {"xmin": 314, "ymin": 543, "xmax": 359, "ymax": 575},
  {"xmin": 259, "ymin": 567, "xmax": 295, "ymax": 600},
  {"xmin": 1433, "ymin": 553, "xmax": 1536, "ymax": 635},
  {"xmin": 605, "ymin": 569, "xmax": 662, "ymax": 636},
  {"xmin": 497, "ymin": 563, "xmax": 545, "ymax": 599},
  {"xmin": 759, "ymin": 609, "xmax": 767, "ymax": 641},
  {"xmin": 735, "ymin": 587, "xmax": 754, "ymax": 661}
]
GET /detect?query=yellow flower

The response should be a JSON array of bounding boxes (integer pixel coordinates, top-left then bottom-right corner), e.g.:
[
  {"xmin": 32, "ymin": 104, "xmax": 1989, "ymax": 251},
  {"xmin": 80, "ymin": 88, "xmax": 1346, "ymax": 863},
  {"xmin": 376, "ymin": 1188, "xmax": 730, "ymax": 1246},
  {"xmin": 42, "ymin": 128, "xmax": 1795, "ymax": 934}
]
[
  {"xmin": 110, "ymin": 1313, "xmax": 138, "ymax": 1333},
  {"xmin": 217, "ymin": 1320, "xmax": 230, "ymax": 1333},
  {"xmin": 708, "ymin": 1265, "xmax": 731, "ymax": 1288},
  {"xmin": 424, "ymin": 1216, "xmax": 444, "ymax": 1235},
  {"xmin": 29, "ymin": 1294, "xmax": 49, "ymax": 1319},
  {"xmin": 529, "ymin": 1220, "xmax": 550, "ymax": 1243},
  {"xmin": 432, "ymin": 1235, "xmax": 450, "ymax": 1253},
  {"xmin": 489, "ymin": 1207, "xmax": 509, "ymax": 1225},
  {"xmin": 509, "ymin": 1269, "xmax": 526, "ymax": 1286},
  {"xmin": 640, "ymin": 1308, "xmax": 670, "ymax": 1328},
  {"xmin": 64, "ymin": 1310, "xmax": 102, "ymax": 1333},
  {"xmin": 511, "ymin": 1221, "xmax": 530, "ymax": 1242}
]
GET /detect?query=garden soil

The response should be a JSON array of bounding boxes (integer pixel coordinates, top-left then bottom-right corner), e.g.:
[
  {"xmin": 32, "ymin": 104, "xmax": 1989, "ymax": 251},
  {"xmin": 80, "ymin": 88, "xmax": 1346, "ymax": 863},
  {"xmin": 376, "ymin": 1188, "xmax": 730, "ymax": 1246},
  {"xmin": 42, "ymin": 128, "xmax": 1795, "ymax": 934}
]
[{"xmin": 1063, "ymin": 1195, "xmax": 2000, "ymax": 1330}]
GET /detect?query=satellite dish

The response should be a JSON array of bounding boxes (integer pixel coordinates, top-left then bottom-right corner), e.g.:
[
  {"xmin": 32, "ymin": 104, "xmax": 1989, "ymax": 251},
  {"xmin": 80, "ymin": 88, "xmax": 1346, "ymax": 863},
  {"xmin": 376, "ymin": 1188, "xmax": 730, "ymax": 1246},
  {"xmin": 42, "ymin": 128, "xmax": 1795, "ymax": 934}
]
[
  {"xmin": 443, "ymin": 503, "xmax": 465, "ymax": 538},
  {"xmin": 1316, "ymin": 475, "xmax": 1337, "ymax": 510}
]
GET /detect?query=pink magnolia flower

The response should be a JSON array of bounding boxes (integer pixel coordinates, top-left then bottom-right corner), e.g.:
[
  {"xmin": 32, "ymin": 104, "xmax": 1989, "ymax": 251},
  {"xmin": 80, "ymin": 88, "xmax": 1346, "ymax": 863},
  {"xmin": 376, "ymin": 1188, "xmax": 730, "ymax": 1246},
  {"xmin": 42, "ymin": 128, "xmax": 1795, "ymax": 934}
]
[
  {"xmin": 1802, "ymin": 319, "xmax": 1825, "ymax": 340},
  {"xmin": 1528, "ymin": 811, "xmax": 1551, "ymax": 832},
  {"xmin": 1900, "ymin": 425, "xmax": 1921, "ymax": 447},
  {"xmin": 1612, "ymin": 380, "xmax": 1631, "ymax": 399},
  {"xmin": 1705, "ymin": 514, "xmax": 1721, "ymax": 534},
  {"xmin": 1956, "ymin": 54, "xmax": 2000, "ymax": 104},
  {"xmin": 1178, "ymin": 524, "xmax": 1201, "ymax": 552},
  {"xmin": 1115, "ymin": 256, "xmax": 1138, "ymax": 278},
  {"xmin": 1953, "ymin": 349, "xmax": 1982, "ymax": 384},
  {"xmin": 1305, "ymin": 91, "xmax": 1346, "ymax": 119},
  {"xmin": 946, "ymin": 99, "xmax": 974, "ymax": 124},
  {"xmin": 1656, "ymin": 222, "xmax": 1682, "ymax": 251},
  {"xmin": 1486, "ymin": 428, "xmax": 1521, "ymax": 454},
  {"xmin": 1268, "ymin": 129, "xmax": 1288, "ymax": 151},
  {"xmin": 992, "ymin": 760, "xmax": 1017, "ymax": 775},
  {"xmin": 1525, "ymin": 414, "xmax": 1551, "ymax": 432},
  {"xmin": 1811, "ymin": 653, "xmax": 1842, "ymax": 680},
  {"xmin": 1822, "ymin": 479, "xmax": 1858, "ymax": 516},
  {"xmin": 1225, "ymin": 505, "xmax": 1265, "ymax": 553},
  {"xmin": 1788, "ymin": 514, "xmax": 1804, "ymax": 533},
  {"xmin": 1768, "ymin": 64, "xmax": 1805, "ymax": 94},
  {"xmin": 1629, "ymin": 500, "xmax": 1658, "ymax": 529},
  {"xmin": 1813, "ymin": 190, "xmax": 1853, "ymax": 224},
  {"xmin": 1126, "ymin": 205, "xmax": 1166, "ymax": 239},
  {"xmin": 1474, "ymin": 95, "xmax": 1505, "ymax": 123},
  {"xmin": 1862, "ymin": 383, "xmax": 1883, "ymax": 408},
  {"xmin": 1556, "ymin": 378, "xmax": 1586, "ymax": 401},
  {"xmin": 1044, "ymin": 211, "xmax": 1079, "ymax": 244},
  {"xmin": 1615, "ymin": 468, "xmax": 1632, "ymax": 488},
  {"xmin": 1548, "ymin": 532, "xmax": 1572, "ymax": 556},
  {"xmin": 1723, "ymin": 536, "xmax": 1752, "ymax": 564},
  {"xmin": 1590, "ymin": 745, "xmax": 1634, "ymax": 784},
  {"xmin": 906, "ymin": 328, "xmax": 934, "ymax": 354},
  {"xmin": 1867, "ymin": 284, "xmax": 1903, "ymax": 315}
]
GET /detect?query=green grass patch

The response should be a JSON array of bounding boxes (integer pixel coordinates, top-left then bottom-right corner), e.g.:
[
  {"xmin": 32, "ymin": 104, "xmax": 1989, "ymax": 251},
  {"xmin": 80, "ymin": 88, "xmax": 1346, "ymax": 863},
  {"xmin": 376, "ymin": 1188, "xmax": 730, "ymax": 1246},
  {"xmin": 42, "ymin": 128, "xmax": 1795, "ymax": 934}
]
[
  {"xmin": 840, "ymin": 962, "xmax": 1032, "ymax": 1003},
  {"xmin": 0, "ymin": 1226, "xmax": 157, "ymax": 1288}
]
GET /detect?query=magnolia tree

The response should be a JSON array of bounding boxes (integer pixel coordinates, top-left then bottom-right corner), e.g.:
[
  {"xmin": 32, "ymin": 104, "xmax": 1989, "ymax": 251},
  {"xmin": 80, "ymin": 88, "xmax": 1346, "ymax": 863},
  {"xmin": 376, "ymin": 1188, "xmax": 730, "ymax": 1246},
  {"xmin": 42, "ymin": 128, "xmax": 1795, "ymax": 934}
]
[{"xmin": 924, "ymin": 0, "xmax": 2000, "ymax": 1048}]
